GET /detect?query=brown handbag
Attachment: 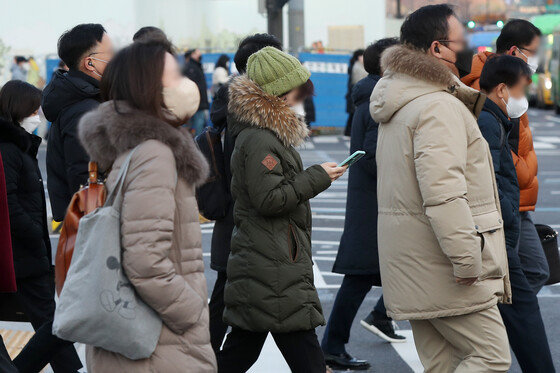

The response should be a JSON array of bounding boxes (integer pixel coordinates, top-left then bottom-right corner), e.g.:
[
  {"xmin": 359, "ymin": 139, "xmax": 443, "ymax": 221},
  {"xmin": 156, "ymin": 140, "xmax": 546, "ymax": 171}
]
[{"xmin": 55, "ymin": 162, "xmax": 106, "ymax": 295}]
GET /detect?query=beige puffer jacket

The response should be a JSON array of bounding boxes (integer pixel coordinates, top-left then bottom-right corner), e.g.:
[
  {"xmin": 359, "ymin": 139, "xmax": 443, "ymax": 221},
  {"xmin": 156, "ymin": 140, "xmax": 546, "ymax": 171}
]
[
  {"xmin": 78, "ymin": 101, "xmax": 217, "ymax": 372},
  {"xmin": 370, "ymin": 46, "xmax": 511, "ymax": 321}
]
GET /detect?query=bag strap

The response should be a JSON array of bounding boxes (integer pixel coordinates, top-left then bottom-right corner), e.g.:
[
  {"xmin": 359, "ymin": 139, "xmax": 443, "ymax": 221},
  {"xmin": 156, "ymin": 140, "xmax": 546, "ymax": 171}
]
[{"xmin": 104, "ymin": 147, "xmax": 139, "ymax": 207}]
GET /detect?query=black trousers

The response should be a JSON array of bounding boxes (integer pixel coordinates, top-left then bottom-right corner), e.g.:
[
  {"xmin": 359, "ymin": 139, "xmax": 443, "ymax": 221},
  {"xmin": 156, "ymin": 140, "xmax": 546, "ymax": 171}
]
[
  {"xmin": 321, "ymin": 274, "xmax": 386, "ymax": 354},
  {"xmin": 209, "ymin": 270, "xmax": 229, "ymax": 352},
  {"xmin": 0, "ymin": 335, "xmax": 17, "ymax": 373},
  {"xmin": 498, "ymin": 247, "xmax": 554, "ymax": 373},
  {"xmin": 217, "ymin": 327, "xmax": 326, "ymax": 373},
  {"xmin": 12, "ymin": 274, "xmax": 82, "ymax": 373}
]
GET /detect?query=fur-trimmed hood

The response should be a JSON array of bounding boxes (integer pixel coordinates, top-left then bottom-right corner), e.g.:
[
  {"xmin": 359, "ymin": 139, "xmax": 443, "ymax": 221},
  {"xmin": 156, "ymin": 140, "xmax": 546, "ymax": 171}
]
[
  {"xmin": 370, "ymin": 45, "xmax": 485, "ymax": 124},
  {"xmin": 227, "ymin": 75, "xmax": 309, "ymax": 148},
  {"xmin": 78, "ymin": 101, "xmax": 208, "ymax": 186}
]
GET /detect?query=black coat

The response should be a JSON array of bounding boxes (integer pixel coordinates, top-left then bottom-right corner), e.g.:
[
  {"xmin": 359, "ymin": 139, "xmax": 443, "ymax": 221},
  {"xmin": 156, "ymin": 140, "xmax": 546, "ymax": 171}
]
[
  {"xmin": 209, "ymin": 81, "xmax": 235, "ymax": 272},
  {"xmin": 42, "ymin": 69, "xmax": 101, "ymax": 221},
  {"xmin": 183, "ymin": 59, "xmax": 209, "ymax": 111},
  {"xmin": 332, "ymin": 74, "xmax": 381, "ymax": 281},
  {"xmin": 478, "ymin": 98, "xmax": 520, "ymax": 251},
  {"xmin": 0, "ymin": 119, "xmax": 52, "ymax": 279}
]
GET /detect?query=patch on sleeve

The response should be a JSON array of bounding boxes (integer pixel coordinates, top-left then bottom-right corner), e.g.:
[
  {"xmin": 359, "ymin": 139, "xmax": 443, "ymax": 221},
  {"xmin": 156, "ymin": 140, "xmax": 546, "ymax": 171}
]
[{"xmin": 261, "ymin": 154, "xmax": 279, "ymax": 171}]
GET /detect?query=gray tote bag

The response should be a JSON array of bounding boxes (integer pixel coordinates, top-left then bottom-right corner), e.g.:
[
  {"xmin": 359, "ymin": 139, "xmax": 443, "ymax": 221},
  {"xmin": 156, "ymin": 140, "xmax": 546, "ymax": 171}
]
[{"xmin": 53, "ymin": 147, "xmax": 162, "ymax": 360}]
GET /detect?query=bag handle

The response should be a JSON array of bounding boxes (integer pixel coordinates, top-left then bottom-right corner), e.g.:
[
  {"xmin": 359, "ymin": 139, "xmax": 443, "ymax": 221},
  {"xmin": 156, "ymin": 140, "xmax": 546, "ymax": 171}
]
[{"xmin": 104, "ymin": 147, "xmax": 139, "ymax": 208}]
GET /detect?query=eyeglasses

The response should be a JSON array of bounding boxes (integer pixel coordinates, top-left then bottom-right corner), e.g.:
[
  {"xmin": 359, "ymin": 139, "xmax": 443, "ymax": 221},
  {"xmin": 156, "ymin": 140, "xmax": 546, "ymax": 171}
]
[
  {"xmin": 437, "ymin": 39, "xmax": 469, "ymax": 49},
  {"xmin": 518, "ymin": 47, "xmax": 538, "ymax": 56}
]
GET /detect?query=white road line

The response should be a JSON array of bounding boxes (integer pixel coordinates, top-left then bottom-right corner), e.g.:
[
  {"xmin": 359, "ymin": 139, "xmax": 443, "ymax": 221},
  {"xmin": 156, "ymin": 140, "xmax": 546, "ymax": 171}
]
[
  {"xmin": 247, "ymin": 334, "xmax": 290, "ymax": 372},
  {"xmin": 391, "ymin": 330, "xmax": 423, "ymax": 373},
  {"xmin": 312, "ymin": 227, "xmax": 344, "ymax": 232},
  {"xmin": 534, "ymin": 142, "xmax": 556, "ymax": 149},
  {"xmin": 316, "ymin": 192, "xmax": 348, "ymax": 198},
  {"xmin": 312, "ymin": 214, "xmax": 345, "ymax": 220},
  {"xmin": 311, "ymin": 198, "xmax": 347, "ymax": 203},
  {"xmin": 545, "ymin": 115, "xmax": 560, "ymax": 123},
  {"xmin": 317, "ymin": 250, "xmax": 338, "ymax": 254},
  {"xmin": 312, "ymin": 240, "xmax": 340, "ymax": 246},
  {"xmin": 535, "ymin": 136, "xmax": 560, "ymax": 143},
  {"xmin": 311, "ymin": 207, "xmax": 346, "ymax": 213},
  {"xmin": 321, "ymin": 272, "xmax": 344, "ymax": 277},
  {"xmin": 314, "ymin": 256, "xmax": 335, "ymax": 261},
  {"xmin": 313, "ymin": 136, "xmax": 340, "ymax": 143}
]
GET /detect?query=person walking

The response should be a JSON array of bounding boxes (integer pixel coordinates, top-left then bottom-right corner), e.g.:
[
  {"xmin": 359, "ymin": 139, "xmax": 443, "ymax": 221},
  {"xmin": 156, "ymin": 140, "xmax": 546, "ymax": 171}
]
[
  {"xmin": 208, "ymin": 33, "xmax": 282, "ymax": 353},
  {"xmin": 371, "ymin": 5, "xmax": 511, "ymax": 372},
  {"xmin": 42, "ymin": 23, "xmax": 114, "ymax": 223},
  {"xmin": 344, "ymin": 49, "xmax": 366, "ymax": 136},
  {"xmin": 183, "ymin": 48, "xmax": 209, "ymax": 135},
  {"xmin": 217, "ymin": 47, "xmax": 347, "ymax": 372},
  {"xmin": 321, "ymin": 37, "xmax": 404, "ymax": 371},
  {"xmin": 77, "ymin": 40, "xmax": 215, "ymax": 373},
  {"xmin": 477, "ymin": 55, "xmax": 555, "ymax": 373},
  {"xmin": 0, "ymin": 80, "xmax": 82, "ymax": 373},
  {"xmin": 212, "ymin": 54, "xmax": 230, "ymax": 97},
  {"xmin": 462, "ymin": 19, "xmax": 549, "ymax": 294}
]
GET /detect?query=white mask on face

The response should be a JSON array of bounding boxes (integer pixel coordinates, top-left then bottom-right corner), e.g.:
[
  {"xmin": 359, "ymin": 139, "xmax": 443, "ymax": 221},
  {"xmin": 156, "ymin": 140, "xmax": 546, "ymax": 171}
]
[
  {"xmin": 517, "ymin": 48, "xmax": 539, "ymax": 74},
  {"xmin": 21, "ymin": 114, "xmax": 41, "ymax": 134},
  {"xmin": 291, "ymin": 102, "xmax": 306, "ymax": 117},
  {"xmin": 502, "ymin": 88, "xmax": 529, "ymax": 119}
]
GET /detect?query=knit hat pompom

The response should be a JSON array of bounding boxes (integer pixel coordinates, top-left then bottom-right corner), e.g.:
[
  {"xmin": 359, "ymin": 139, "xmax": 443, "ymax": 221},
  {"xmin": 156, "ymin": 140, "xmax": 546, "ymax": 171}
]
[{"xmin": 247, "ymin": 46, "xmax": 311, "ymax": 97}]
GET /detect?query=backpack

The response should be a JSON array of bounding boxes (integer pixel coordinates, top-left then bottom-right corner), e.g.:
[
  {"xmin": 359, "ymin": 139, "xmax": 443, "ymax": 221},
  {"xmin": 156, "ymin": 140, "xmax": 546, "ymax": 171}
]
[
  {"xmin": 55, "ymin": 162, "xmax": 106, "ymax": 295},
  {"xmin": 195, "ymin": 126, "xmax": 230, "ymax": 220}
]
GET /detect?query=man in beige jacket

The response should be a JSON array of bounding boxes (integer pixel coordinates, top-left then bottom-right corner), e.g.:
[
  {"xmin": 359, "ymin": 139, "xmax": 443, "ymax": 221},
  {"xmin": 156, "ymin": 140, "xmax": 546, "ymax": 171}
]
[{"xmin": 370, "ymin": 4, "xmax": 512, "ymax": 372}]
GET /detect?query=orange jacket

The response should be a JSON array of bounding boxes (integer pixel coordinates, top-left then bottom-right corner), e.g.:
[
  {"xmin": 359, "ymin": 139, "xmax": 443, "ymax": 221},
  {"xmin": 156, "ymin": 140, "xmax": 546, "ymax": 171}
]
[{"xmin": 462, "ymin": 51, "xmax": 539, "ymax": 211}]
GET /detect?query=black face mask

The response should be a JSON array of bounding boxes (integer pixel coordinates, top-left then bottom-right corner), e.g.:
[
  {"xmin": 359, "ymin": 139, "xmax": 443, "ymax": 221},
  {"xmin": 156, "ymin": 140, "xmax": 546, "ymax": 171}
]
[{"xmin": 440, "ymin": 44, "xmax": 474, "ymax": 78}]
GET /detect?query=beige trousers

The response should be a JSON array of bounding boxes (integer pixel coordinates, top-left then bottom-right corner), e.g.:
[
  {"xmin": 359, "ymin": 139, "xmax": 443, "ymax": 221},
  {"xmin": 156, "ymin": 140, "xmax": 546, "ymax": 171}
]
[{"xmin": 409, "ymin": 305, "xmax": 511, "ymax": 373}]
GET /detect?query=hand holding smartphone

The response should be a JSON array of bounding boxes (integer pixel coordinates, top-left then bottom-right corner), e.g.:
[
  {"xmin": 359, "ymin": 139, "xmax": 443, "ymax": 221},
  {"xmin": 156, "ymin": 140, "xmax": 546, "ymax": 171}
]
[{"xmin": 338, "ymin": 151, "xmax": 366, "ymax": 167}]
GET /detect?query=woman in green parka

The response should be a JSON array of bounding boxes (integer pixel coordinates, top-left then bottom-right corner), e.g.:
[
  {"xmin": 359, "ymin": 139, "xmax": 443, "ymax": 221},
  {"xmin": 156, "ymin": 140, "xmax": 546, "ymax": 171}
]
[{"xmin": 218, "ymin": 47, "xmax": 347, "ymax": 372}]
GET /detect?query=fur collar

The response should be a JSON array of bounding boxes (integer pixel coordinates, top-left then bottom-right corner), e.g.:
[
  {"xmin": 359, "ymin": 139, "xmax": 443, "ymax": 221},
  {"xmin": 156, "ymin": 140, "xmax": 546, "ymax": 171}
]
[
  {"xmin": 228, "ymin": 75, "xmax": 309, "ymax": 148},
  {"xmin": 381, "ymin": 45, "xmax": 485, "ymax": 116},
  {"xmin": 381, "ymin": 45, "xmax": 456, "ymax": 88},
  {"xmin": 78, "ymin": 101, "xmax": 208, "ymax": 186}
]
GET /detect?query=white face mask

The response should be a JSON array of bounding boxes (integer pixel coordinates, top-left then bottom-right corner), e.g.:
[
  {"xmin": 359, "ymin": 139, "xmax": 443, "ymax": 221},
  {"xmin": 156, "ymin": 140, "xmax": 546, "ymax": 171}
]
[
  {"xmin": 502, "ymin": 88, "xmax": 529, "ymax": 119},
  {"xmin": 21, "ymin": 114, "xmax": 41, "ymax": 134},
  {"xmin": 517, "ymin": 48, "xmax": 539, "ymax": 74},
  {"xmin": 162, "ymin": 77, "xmax": 200, "ymax": 122},
  {"xmin": 291, "ymin": 102, "xmax": 306, "ymax": 117}
]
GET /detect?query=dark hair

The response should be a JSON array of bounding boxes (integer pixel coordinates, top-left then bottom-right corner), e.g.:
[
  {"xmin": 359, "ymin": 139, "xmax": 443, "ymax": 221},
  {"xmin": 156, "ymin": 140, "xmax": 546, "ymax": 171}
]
[
  {"xmin": 184, "ymin": 49, "xmax": 195, "ymax": 60},
  {"xmin": 234, "ymin": 33, "xmax": 282, "ymax": 73},
  {"xmin": 348, "ymin": 49, "xmax": 365, "ymax": 75},
  {"xmin": 0, "ymin": 80, "xmax": 42, "ymax": 124},
  {"xmin": 101, "ymin": 41, "xmax": 168, "ymax": 120},
  {"xmin": 15, "ymin": 56, "xmax": 27, "ymax": 64},
  {"xmin": 400, "ymin": 4, "xmax": 455, "ymax": 51},
  {"xmin": 58, "ymin": 23, "xmax": 106, "ymax": 70},
  {"xmin": 479, "ymin": 55, "xmax": 532, "ymax": 92},
  {"xmin": 215, "ymin": 54, "xmax": 230, "ymax": 70},
  {"xmin": 281, "ymin": 79, "xmax": 315, "ymax": 101},
  {"xmin": 496, "ymin": 19, "xmax": 542, "ymax": 54},
  {"xmin": 364, "ymin": 38, "xmax": 399, "ymax": 75},
  {"xmin": 133, "ymin": 26, "xmax": 174, "ymax": 53}
]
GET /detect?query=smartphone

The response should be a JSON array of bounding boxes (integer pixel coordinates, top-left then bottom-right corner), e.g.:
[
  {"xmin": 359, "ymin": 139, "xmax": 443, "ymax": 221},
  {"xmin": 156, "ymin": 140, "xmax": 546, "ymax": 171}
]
[{"xmin": 338, "ymin": 150, "xmax": 366, "ymax": 167}]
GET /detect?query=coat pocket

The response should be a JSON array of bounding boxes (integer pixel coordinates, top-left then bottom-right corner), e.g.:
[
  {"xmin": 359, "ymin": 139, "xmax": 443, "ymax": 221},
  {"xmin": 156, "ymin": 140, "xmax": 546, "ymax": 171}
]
[
  {"xmin": 473, "ymin": 210, "xmax": 506, "ymax": 280},
  {"xmin": 288, "ymin": 224, "xmax": 299, "ymax": 262}
]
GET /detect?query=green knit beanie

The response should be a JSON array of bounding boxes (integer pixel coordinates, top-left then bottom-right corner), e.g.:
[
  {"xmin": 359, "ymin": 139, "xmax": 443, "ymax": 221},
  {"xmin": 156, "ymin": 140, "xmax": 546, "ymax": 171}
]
[{"xmin": 247, "ymin": 46, "xmax": 311, "ymax": 97}]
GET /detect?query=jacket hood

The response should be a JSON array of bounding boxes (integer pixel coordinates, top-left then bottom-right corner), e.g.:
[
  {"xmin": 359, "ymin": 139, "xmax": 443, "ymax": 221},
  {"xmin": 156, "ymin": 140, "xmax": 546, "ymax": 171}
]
[
  {"xmin": 370, "ymin": 45, "xmax": 485, "ymax": 124},
  {"xmin": 352, "ymin": 74, "xmax": 379, "ymax": 107},
  {"xmin": 78, "ymin": 101, "xmax": 209, "ymax": 186},
  {"xmin": 42, "ymin": 69, "xmax": 100, "ymax": 122},
  {"xmin": 228, "ymin": 75, "xmax": 309, "ymax": 147},
  {"xmin": 0, "ymin": 118, "xmax": 41, "ymax": 155},
  {"xmin": 461, "ymin": 51, "xmax": 494, "ymax": 88}
]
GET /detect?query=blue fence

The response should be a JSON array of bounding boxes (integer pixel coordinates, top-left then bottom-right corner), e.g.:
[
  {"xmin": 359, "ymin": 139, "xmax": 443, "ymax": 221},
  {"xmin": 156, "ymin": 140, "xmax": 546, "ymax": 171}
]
[{"xmin": 46, "ymin": 51, "xmax": 351, "ymax": 128}]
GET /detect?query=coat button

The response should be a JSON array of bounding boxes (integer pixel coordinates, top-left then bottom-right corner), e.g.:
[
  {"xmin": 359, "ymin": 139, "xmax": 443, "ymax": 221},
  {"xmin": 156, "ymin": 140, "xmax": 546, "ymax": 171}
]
[
  {"xmin": 498, "ymin": 219, "xmax": 502, "ymax": 224},
  {"xmin": 475, "ymin": 225, "xmax": 479, "ymax": 230}
]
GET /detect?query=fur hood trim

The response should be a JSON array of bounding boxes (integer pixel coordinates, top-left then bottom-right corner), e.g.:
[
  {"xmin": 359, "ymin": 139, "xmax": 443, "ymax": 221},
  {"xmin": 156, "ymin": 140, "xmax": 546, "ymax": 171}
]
[
  {"xmin": 381, "ymin": 45, "xmax": 456, "ymax": 88},
  {"xmin": 78, "ymin": 101, "xmax": 208, "ymax": 186},
  {"xmin": 228, "ymin": 75, "xmax": 309, "ymax": 148}
]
